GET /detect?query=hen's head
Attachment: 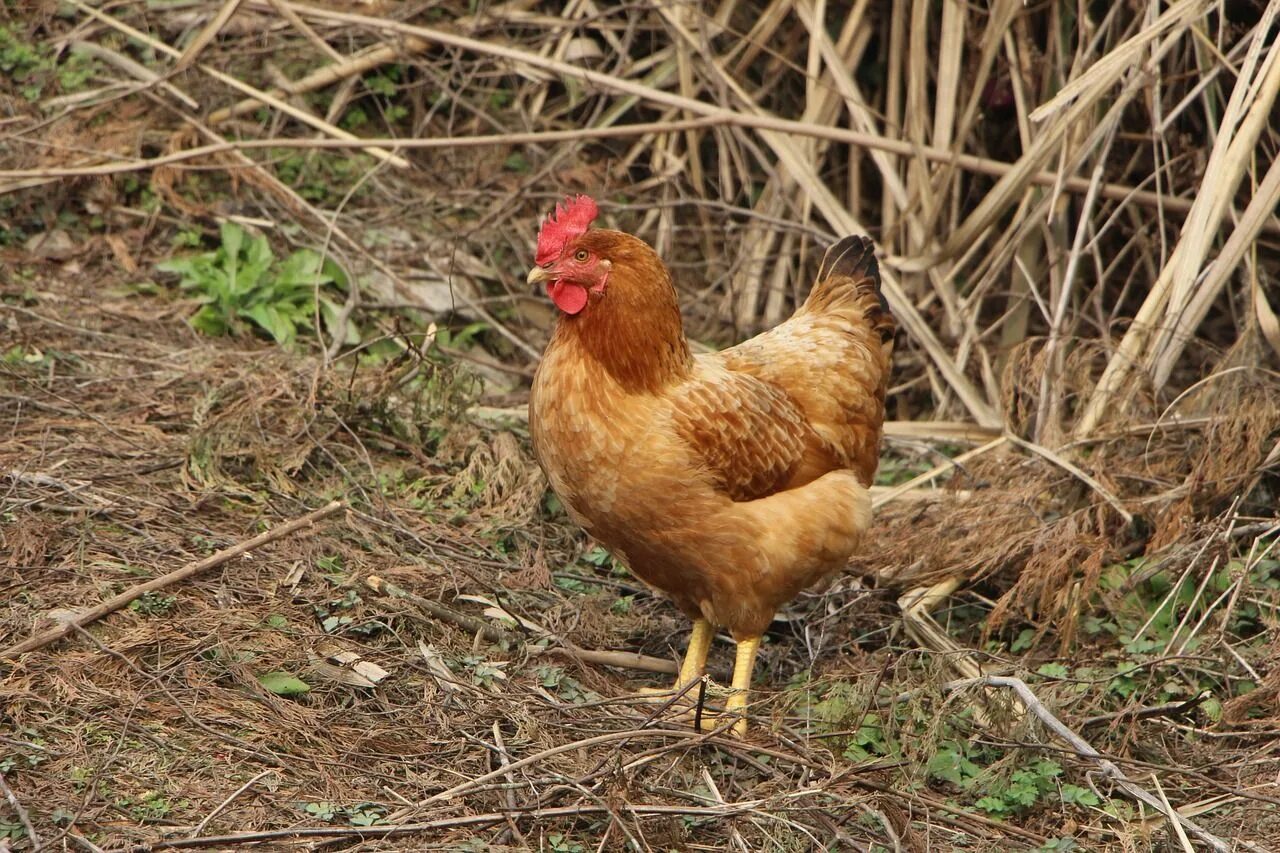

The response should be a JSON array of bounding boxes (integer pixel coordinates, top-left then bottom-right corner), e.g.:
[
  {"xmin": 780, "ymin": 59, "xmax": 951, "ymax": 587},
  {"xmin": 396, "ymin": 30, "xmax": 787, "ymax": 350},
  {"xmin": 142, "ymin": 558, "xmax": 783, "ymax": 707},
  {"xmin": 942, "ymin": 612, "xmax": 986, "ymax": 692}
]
[
  {"xmin": 528, "ymin": 194, "xmax": 690, "ymax": 383},
  {"xmin": 529, "ymin": 194, "xmax": 642, "ymax": 317}
]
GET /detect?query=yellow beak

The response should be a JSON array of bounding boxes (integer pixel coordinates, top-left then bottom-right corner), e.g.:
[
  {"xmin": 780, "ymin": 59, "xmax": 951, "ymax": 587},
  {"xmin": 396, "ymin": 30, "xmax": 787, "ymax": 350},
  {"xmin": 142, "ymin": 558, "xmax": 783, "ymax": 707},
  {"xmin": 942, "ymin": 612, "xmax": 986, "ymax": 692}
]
[{"xmin": 527, "ymin": 266, "xmax": 550, "ymax": 287}]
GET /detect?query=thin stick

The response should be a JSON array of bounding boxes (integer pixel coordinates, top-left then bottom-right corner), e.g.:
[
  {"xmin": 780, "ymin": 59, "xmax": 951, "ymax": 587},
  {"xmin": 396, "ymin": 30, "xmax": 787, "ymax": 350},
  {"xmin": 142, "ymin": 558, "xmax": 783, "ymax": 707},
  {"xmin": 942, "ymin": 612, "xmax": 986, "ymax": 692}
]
[
  {"xmin": 365, "ymin": 574, "xmax": 520, "ymax": 646},
  {"xmin": 189, "ymin": 770, "xmax": 276, "ymax": 838},
  {"xmin": 68, "ymin": 40, "xmax": 199, "ymax": 110},
  {"xmin": 1004, "ymin": 433, "xmax": 1133, "ymax": 524},
  {"xmin": 0, "ymin": 772, "xmax": 40, "ymax": 850},
  {"xmin": 0, "ymin": 118, "xmax": 726, "ymax": 187},
  {"xmin": 6, "ymin": 43, "xmax": 1267, "ymax": 237},
  {"xmin": 66, "ymin": 0, "xmax": 408, "ymax": 169},
  {"xmin": 206, "ymin": 35, "xmax": 429, "ymax": 124},
  {"xmin": 245, "ymin": 0, "xmax": 1268, "ymax": 229},
  {"xmin": 173, "ymin": 0, "xmax": 243, "ymax": 72},
  {"xmin": 1152, "ymin": 773, "xmax": 1195, "ymax": 853},
  {"xmin": 264, "ymin": 0, "xmax": 344, "ymax": 63},
  {"xmin": 872, "ymin": 436, "xmax": 1007, "ymax": 509},
  {"xmin": 490, "ymin": 722, "xmax": 528, "ymax": 846},
  {"xmin": 0, "ymin": 501, "xmax": 345, "ymax": 661},
  {"xmin": 398, "ymin": 729, "xmax": 724, "ymax": 814}
]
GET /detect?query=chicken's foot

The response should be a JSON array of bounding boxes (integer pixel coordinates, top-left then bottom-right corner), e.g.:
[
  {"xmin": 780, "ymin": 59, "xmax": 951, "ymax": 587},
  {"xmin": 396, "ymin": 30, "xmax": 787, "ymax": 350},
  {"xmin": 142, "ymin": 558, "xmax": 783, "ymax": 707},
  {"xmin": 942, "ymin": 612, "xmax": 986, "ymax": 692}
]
[
  {"xmin": 636, "ymin": 618, "xmax": 714, "ymax": 698},
  {"xmin": 633, "ymin": 626, "xmax": 760, "ymax": 737}
]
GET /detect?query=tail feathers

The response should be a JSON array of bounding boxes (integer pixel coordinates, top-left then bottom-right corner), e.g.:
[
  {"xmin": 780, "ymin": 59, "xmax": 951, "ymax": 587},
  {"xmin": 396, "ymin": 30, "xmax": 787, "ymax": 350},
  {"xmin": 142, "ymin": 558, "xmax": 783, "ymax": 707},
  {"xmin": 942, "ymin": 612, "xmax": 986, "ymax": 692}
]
[{"xmin": 811, "ymin": 235, "xmax": 896, "ymax": 344}]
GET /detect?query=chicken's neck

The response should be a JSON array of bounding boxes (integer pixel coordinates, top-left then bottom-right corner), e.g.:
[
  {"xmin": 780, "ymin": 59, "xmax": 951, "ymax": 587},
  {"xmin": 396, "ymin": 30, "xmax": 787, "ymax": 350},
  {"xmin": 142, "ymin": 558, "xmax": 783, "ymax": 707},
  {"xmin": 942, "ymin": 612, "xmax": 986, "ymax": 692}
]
[{"xmin": 552, "ymin": 265, "xmax": 693, "ymax": 394}]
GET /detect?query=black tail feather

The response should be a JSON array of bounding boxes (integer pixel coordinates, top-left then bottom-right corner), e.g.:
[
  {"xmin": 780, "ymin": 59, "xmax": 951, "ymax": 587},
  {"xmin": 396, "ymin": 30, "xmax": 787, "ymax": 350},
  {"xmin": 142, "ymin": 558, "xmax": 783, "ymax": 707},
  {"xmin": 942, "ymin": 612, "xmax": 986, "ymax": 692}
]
[
  {"xmin": 816, "ymin": 235, "xmax": 895, "ymax": 344},
  {"xmin": 818, "ymin": 235, "xmax": 875, "ymax": 283}
]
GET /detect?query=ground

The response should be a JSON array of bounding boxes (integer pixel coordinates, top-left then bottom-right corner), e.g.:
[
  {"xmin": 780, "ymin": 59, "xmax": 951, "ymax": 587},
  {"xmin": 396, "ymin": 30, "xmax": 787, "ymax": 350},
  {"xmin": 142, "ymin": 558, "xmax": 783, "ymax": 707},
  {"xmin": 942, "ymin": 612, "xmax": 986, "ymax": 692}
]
[{"xmin": 3, "ymin": 2, "xmax": 1280, "ymax": 850}]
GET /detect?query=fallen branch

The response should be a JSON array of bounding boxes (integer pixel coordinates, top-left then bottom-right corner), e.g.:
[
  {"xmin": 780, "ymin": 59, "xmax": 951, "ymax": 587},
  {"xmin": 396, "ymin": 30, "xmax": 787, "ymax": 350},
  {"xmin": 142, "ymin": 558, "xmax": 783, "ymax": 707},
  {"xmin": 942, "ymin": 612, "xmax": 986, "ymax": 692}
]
[
  {"xmin": 953, "ymin": 675, "xmax": 1242, "ymax": 853},
  {"xmin": 872, "ymin": 436, "xmax": 1006, "ymax": 510},
  {"xmin": 1005, "ymin": 433, "xmax": 1134, "ymax": 524},
  {"xmin": 189, "ymin": 769, "xmax": 276, "ymax": 838},
  {"xmin": 366, "ymin": 574, "xmax": 519, "ymax": 646},
  {"xmin": 245, "ymin": 0, "xmax": 1280, "ymax": 236},
  {"xmin": 0, "ymin": 119, "xmax": 728, "ymax": 186},
  {"xmin": 68, "ymin": 0, "xmax": 409, "ymax": 169},
  {"xmin": 68, "ymin": 39, "xmax": 199, "ymax": 110},
  {"xmin": 0, "ymin": 501, "xmax": 345, "ymax": 661}
]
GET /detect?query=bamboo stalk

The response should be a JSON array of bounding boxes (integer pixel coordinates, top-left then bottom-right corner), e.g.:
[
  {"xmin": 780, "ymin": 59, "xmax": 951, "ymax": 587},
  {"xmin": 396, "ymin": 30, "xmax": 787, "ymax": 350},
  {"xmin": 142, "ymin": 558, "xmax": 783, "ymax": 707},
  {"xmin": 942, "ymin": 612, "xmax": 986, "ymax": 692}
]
[
  {"xmin": 237, "ymin": 1, "xmax": 1277, "ymax": 235},
  {"xmin": 1076, "ymin": 5, "xmax": 1280, "ymax": 435}
]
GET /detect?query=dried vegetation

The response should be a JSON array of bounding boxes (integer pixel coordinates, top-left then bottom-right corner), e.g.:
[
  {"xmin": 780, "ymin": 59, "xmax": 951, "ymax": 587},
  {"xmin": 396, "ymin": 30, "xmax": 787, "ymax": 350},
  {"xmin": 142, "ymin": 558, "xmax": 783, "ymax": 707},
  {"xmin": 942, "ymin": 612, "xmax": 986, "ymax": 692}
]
[{"xmin": 2, "ymin": 0, "xmax": 1279, "ymax": 850}]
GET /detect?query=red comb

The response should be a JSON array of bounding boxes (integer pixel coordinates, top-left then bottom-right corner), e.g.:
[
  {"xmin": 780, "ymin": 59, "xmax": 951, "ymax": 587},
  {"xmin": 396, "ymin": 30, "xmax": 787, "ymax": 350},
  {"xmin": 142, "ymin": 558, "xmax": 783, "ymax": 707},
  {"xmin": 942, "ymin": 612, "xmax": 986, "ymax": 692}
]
[{"xmin": 535, "ymin": 195, "xmax": 599, "ymax": 265}]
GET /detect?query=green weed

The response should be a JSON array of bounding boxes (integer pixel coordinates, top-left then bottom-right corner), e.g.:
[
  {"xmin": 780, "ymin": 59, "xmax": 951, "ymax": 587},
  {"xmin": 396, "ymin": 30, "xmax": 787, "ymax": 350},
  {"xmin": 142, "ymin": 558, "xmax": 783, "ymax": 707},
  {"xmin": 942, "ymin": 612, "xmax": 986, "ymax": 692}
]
[
  {"xmin": 0, "ymin": 26, "xmax": 98, "ymax": 101},
  {"xmin": 157, "ymin": 221, "xmax": 355, "ymax": 348},
  {"xmin": 302, "ymin": 800, "xmax": 386, "ymax": 826},
  {"xmin": 128, "ymin": 591, "xmax": 177, "ymax": 616},
  {"xmin": 274, "ymin": 150, "xmax": 375, "ymax": 205}
]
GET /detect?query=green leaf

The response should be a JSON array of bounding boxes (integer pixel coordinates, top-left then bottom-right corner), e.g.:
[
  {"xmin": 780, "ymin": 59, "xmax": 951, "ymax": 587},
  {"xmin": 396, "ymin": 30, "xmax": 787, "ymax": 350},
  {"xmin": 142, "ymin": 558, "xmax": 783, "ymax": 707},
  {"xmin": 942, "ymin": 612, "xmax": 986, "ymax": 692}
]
[
  {"xmin": 319, "ymin": 297, "xmax": 360, "ymax": 345},
  {"xmin": 189, "ymin": 304, "xmax": 229, "ymax": 337},
  {"xmin": 1036, "ymin": 662, "xmax": 1069, "ymax": 679},
  {"xmin": 241, "ymin": 303, "xmax": 296, "ymax": 346},
  {"xmin": 975, "ymin": 795, "xmax": 1011, "ymax": 814},
  {"xmin": 258, "ymin": 671, "xmax": 310, "ymax": 696},
  {"xmin": 156, "ymin": 256, "xmax": 197, "ymax": 276},
  {"xmin": 1011, "ymin": 628, "xmax": 1036, "ymax": 653},
  {"xmin": 219, "ymin": 221, "xmax": 244, "ymax": 292},
  {"xmin": 303, "ymin": 801, "xmax": 337, "ymax": 820},
  {"xmin": 1059, "ymin": 784, "xmax": 1100, "ymax": 806},
  {"xmin": 275, "ymin": 248, "xmax": 328, "ymax": 290},
  {"xmin": 238, "ymin": 233, "xmax": 275, "ymax": 292},
  {"xmin": 927, "ymin": 746, "xmax": 978, "ymax": 786}
]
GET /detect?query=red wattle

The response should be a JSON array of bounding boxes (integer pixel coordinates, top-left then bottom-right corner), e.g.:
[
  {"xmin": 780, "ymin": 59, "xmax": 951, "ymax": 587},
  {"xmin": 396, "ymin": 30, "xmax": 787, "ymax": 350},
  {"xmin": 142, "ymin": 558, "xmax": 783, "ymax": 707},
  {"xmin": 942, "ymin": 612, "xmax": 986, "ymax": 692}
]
[{"xmin": 548, "ymin": 281, "xmax": 589, "ymax": 315}]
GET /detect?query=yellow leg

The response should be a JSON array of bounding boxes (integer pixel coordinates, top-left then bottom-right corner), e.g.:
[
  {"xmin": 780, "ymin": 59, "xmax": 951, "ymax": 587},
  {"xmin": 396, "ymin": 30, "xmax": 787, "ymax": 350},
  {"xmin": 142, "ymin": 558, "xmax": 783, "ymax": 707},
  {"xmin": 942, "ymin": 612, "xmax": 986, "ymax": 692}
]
[
  {"xmin": 723, "ymin": 636, "xmax": 761, "ymax": 738},
  {"xmin": 675, "ymin": 618, "xmax": 714, "ymax": 689}
]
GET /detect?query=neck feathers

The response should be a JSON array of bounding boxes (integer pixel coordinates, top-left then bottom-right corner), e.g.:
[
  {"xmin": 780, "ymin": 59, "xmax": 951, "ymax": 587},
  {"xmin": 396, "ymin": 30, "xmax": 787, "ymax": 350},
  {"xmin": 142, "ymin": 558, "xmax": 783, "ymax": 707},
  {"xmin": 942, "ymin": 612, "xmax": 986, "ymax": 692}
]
[{"xmin": 554, "ymin": 235, "xmax": 692, "ymax": 393}]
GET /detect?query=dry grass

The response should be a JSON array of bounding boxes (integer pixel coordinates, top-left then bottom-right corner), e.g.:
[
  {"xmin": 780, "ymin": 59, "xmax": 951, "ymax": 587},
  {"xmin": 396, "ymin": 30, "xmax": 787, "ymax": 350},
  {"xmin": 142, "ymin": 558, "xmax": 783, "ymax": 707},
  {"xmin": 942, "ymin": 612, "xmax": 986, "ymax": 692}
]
[{"xmin": 2, "ymin": 1, "xmax": 1280, "ymax": 850}]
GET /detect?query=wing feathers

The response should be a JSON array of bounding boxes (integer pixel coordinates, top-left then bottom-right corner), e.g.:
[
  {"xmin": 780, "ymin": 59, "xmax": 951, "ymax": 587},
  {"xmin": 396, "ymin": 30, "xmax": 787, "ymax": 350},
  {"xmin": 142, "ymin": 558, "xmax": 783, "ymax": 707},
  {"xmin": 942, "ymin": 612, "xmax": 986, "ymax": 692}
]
[{"xmin": 670, "ymin": 370, "xmax": 815, "ymax": 502}]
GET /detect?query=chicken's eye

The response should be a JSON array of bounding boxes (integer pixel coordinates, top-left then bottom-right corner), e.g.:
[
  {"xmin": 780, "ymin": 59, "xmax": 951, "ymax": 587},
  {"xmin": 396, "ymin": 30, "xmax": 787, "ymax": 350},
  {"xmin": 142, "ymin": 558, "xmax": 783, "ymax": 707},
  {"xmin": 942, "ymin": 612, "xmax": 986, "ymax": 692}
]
[{"xmin": 574, "ymin": 249, "xmax": 589, "ymax": 262}]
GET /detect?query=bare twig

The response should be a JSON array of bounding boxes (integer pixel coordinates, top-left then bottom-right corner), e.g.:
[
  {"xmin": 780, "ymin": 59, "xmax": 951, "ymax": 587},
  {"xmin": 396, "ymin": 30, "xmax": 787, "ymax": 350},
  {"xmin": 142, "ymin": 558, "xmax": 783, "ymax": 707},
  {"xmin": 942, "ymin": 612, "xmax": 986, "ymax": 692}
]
[
  {"xmin": 67, "ymin": 0, "xmax": 409, "ymax": 169},
  {"xmin": 1080, "ymin": 692, "xmax": 1211, "ymax": 729},
  {"xmin": 1004, "ymin": 433, "xmax": 1134, "ymax": 524},
  {"xmin": 140, "ymin": 801, "xmax": 757, "ymax": 850},
  {"xmin": 365, "ymin": 574, "xmax": 520, "ymax": 646},
  {"xmin": 248, "ymin": 0, "xmax": 1279, "ymax": 233},
  {"xmin": 173, "ymin": 0, "xmax": 243, "ymax": 72},
  {"xmin": 189, "ymin": 770, "xmax": 276, "ymax": 838},
  {"xmin": 0, "ymin": 772, "xmax": 40, "ymax": 851}
]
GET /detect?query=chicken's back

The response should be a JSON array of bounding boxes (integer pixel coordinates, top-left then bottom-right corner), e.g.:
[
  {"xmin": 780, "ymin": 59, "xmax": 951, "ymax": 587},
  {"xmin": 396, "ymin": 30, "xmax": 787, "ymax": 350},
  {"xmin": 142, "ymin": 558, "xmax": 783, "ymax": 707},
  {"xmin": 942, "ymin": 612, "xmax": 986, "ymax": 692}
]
[{"xmin": 713, "ymin": 236, "xmax": 895, "ymax": 488}]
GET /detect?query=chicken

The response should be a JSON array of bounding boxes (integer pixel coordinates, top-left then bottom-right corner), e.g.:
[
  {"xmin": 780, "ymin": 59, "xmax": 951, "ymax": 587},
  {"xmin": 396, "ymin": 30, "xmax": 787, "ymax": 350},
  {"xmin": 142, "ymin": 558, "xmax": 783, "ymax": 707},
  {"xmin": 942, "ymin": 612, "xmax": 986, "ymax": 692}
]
[{"xmin": 527, "ymin": 195, "xmax": 895, "ymax": 736}]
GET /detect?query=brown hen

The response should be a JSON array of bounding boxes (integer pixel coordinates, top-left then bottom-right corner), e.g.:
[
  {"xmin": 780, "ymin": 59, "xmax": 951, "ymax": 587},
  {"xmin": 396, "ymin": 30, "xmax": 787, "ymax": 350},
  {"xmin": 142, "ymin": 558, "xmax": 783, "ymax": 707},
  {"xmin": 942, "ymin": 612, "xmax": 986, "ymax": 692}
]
[{"xmin": 528, "ymin": 196, "xmax": 894, "ymax": 735}]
